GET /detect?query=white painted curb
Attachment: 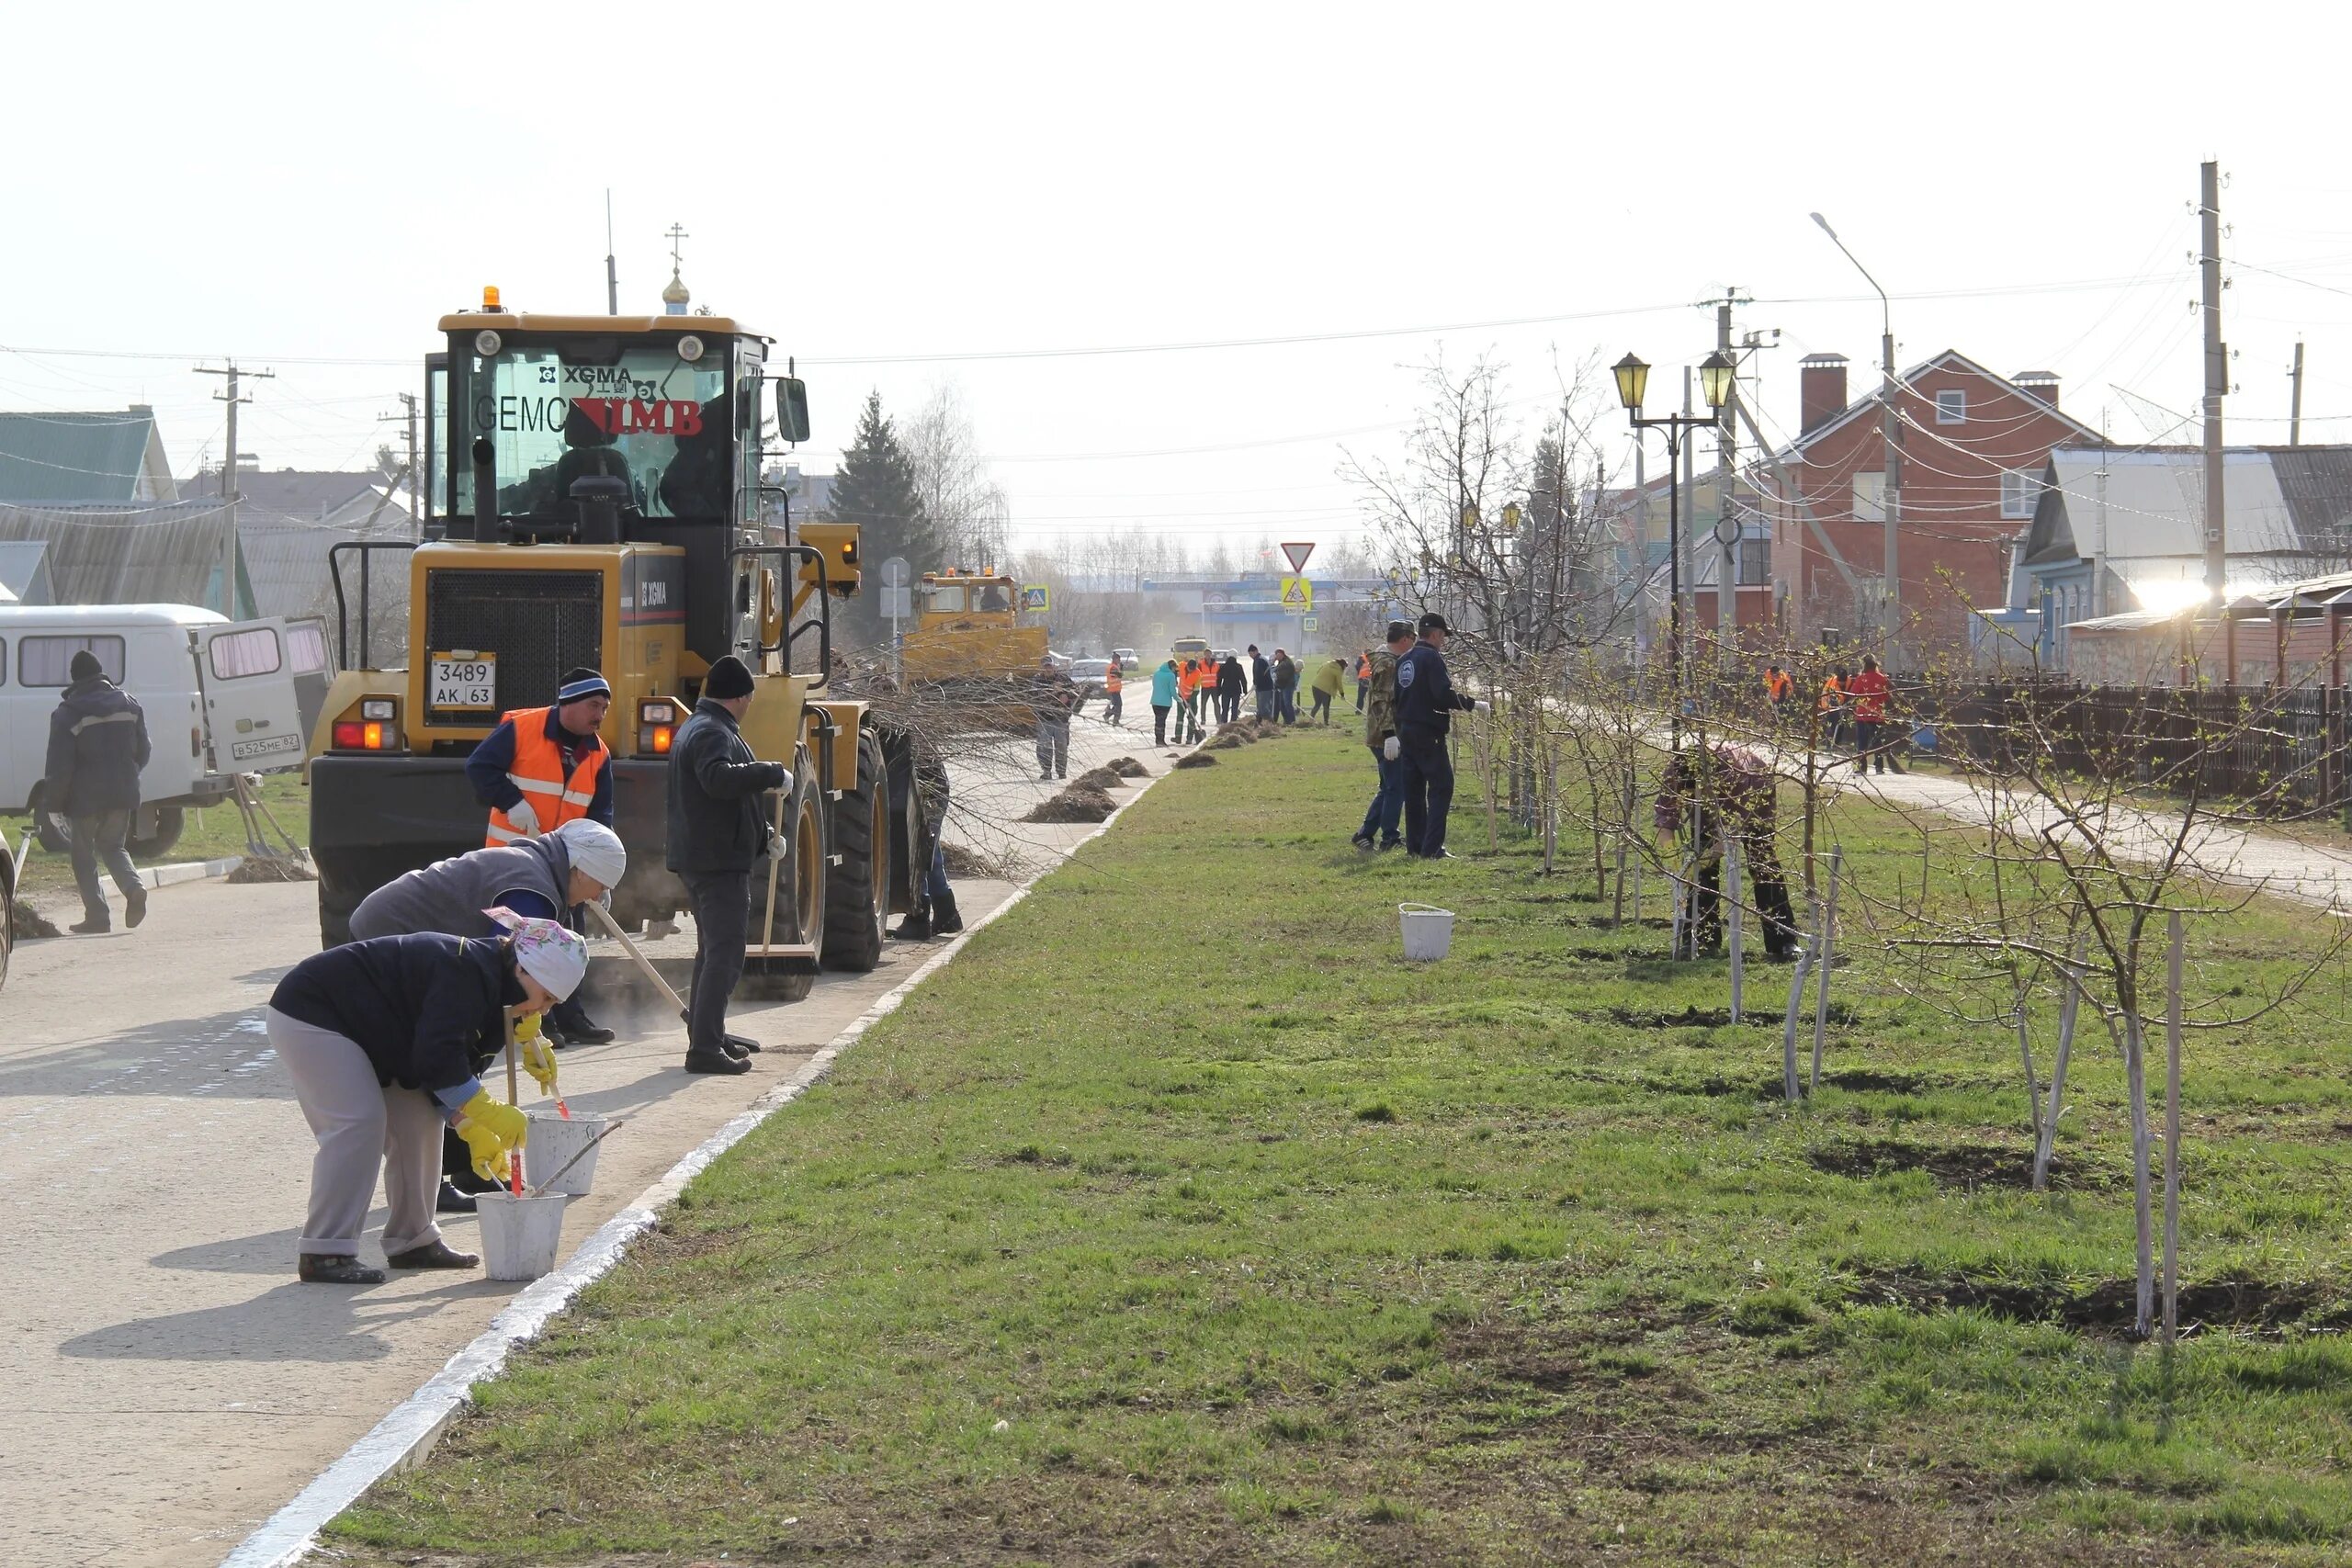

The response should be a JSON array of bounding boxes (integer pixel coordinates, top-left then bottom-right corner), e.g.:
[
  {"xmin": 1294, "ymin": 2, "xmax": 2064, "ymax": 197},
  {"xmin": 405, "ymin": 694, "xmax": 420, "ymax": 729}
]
[
  {"xmin": 149, "ymin": 854, "xmax": 243, "ymax": 888},
  {"xmin": 218, "ymin": 761, "xmax": 1172, "ymax": 1568}
]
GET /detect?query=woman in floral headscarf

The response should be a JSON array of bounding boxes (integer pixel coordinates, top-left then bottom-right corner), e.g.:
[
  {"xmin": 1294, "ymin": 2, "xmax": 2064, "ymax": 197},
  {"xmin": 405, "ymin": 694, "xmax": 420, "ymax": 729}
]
[{"xmin": 265, "ymin": 908, "xmax": 587, "ymax": 1284}]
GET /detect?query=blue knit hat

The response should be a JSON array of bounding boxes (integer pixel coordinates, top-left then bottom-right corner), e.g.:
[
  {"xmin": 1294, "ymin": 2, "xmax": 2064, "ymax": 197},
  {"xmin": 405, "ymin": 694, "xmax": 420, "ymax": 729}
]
[{"xmin": 557, "ymin": 668, "xmax": 611, "ymax": 703}]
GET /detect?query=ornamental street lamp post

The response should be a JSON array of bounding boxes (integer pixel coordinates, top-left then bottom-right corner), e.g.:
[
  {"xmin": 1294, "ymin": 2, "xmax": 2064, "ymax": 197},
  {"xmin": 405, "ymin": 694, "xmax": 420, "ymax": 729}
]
[{"xmin": 1615, "ymin": 350, "xmax": 1736, "ymax": 705}]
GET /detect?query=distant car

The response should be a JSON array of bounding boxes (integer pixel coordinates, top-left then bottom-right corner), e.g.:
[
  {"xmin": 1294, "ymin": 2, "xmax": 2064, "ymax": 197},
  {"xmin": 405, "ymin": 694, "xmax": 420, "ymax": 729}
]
[
  {"xmin": 1069, "ymin": 658, "xmax": 1114, "ymax": 713},
  {"xmin": 1112, "ymin": 647, "xmax": 1139, "ymax": 670}
]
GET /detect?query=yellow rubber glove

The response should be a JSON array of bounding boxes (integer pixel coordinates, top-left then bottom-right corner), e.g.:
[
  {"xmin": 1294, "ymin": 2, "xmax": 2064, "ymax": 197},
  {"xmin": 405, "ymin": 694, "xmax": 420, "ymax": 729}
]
[
  {"xmin": 453, "ymin": 1089, "xmax": 528, "ymax": 1186},
  {"xmin": 520, "ymin": 1035, "xmax": 560, "ymax": 1095}
]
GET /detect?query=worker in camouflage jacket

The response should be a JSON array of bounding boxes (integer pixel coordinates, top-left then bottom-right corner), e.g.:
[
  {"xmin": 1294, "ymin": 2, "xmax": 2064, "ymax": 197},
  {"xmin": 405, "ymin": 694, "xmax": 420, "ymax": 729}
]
[
  {"xmin": 1349, "ymin": 619, "xmax": 1418, "ymax": 852},
  {"xmin": 1653, "ymin": 740, "xmax": 1800, "ymax": 960}
]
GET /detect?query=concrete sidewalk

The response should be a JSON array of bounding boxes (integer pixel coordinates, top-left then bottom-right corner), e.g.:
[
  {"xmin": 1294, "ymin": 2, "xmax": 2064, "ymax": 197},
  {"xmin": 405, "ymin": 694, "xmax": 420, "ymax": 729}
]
[
  {"xmin": 0, "ymin": 715, "xmax": 1171, "ymax": 1568},
  {"xmin": 1828, "ymin": 761, "xmax": 2352, "ymax": 910}
]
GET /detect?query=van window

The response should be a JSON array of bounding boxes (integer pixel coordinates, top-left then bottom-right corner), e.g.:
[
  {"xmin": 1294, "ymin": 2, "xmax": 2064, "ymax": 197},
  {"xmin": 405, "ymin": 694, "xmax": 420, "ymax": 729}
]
[
  {"xmin": 209, "ymin": 626, "xmax": 283, "ymax": 679},
  {"xmin": 21, "ymin": 634, "xmax": 124, "ymax": 686},
  {"xmin": 0, "ymin": 637, "xmax": 6, "ymax": 685},
  {"xmin": 287, "ymin": 620, "xmax": 331, "ymax": 675}
]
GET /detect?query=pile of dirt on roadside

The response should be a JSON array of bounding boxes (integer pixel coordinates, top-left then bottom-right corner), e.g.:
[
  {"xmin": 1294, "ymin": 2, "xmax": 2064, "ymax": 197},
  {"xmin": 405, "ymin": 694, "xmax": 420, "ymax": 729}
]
[
  {"xmin": 1204, "ymin": 733, "xmax": 1246, "ymax": 751},
  {"xmin": 1108, "ymin": 757, "xmax": 1150, "ymax": 777},
  {"xmin": 1070, "ymin": 766, "xmax": 1125, "ymax": 792},
  {"xmin": 1250, "ymin": 719, "xmax": 1288, "ymax": 739},
  {"xmin": 9, "ymin": 899, "xmax": 63, "ymax": 941},
  {"xmin": 1173, "ymin": 752, "xmax": 1218, "ymax": 770},
  {"xmin": 1216, "ymin": 723, "xmax": 1259, "ymax": 742},
  {"xmin": 940, "ymin": 842, "xmax": 1010, "ymax": 879},
  {"xmin": 226, "ymin": 856, "xmax": 318, "ymax": 885},
  {"xmin": 1021, "ymin": 786, "xmax": 1117, "ymax": 824}
]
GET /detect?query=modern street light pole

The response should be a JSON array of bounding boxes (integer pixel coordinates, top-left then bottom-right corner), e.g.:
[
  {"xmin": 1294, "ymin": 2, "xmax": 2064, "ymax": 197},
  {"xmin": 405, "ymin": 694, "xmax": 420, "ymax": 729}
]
[
  {"xmin": 1810, "ymin": 212, "xmax": 1900, "ymax": 665},
  {"xmin": 1614, "ymin": 351, "xmax": 1736, "ymax": 705}
]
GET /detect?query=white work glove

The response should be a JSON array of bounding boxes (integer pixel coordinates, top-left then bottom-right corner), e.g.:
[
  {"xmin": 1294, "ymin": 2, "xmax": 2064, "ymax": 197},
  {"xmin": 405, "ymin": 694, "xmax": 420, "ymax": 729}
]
[
  {"xmin": 1472, "ymin": 699, "xmax": 1492, "ymax": 715},
  {"xmin": 506, "ymin": 798, "xmax": 541, "ymax": 837},
  {"xmin": 1383, "ymin": 735, "xmax": 1401, "ymax": 761}
]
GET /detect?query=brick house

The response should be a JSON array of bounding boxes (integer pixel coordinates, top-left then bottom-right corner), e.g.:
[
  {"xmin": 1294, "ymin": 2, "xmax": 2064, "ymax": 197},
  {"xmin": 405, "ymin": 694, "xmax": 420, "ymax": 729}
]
[{"xmin": 1760, "ymin": 350, "xmax": 2098, "ymax": 660}]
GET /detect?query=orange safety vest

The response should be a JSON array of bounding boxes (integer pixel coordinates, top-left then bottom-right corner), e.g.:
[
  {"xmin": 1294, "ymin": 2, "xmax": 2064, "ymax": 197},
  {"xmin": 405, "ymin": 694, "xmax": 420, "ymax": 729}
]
[
  {"xmin": 485, "ymin": 707, "xmax": 611, "ymax": 846},
  {"xmin": 1764, "ymin": 670, "xmax": 1792, "ymax": 702},
  {"xmin": 1355, "ymin": 653, "xmax": 1371, "ymax": 681},
  {"xmin": 1818, "ymin": 676, "xmax": 1843, "ymax": 713},
  {"xmin": 1104, "ymin": 663, "xmax": 1123, "ymax": 694}
]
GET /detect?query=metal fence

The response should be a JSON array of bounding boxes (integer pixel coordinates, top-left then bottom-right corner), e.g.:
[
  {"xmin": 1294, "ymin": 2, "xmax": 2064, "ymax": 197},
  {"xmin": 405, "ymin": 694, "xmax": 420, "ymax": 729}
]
[{"xmin": 1924, "ymin": 681, "xmax": 2350, "ymax": 820}]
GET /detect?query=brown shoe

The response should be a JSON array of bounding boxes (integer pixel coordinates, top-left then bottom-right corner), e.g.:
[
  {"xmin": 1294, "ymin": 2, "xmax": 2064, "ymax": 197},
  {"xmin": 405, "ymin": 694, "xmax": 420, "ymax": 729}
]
[
  {"xmin": 298, "ymin": 1253, "xmax": 387, "ymax": 1285},
  {"xmin": 385, "ymin": 1240, "xmax": 481, "ymax": 1269}
]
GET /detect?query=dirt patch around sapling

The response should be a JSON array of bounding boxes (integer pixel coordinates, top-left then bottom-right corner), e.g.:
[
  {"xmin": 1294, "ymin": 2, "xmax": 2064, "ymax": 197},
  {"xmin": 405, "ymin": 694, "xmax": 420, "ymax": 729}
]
[{"xmin": 1021, "ymin": 786, "xmax": 1117, "ymax": 824}]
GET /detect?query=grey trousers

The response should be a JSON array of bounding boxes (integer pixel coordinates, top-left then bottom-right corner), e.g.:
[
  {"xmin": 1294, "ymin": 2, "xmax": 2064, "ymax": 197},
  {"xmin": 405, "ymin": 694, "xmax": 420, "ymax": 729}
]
[{"xmin": 267, "ymin": 1007, "xmax": 444, "ymax": 1258}]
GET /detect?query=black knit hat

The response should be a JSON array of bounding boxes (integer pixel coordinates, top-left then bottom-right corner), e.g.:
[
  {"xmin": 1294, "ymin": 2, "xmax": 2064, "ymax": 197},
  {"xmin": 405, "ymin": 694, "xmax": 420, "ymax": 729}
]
[
  {"xmin": 705, "ymin": 654, "xmax": 755, "ymax": 700},
  {"xmin": 69, "ymin": 649, "xmax": 103, "ymax": 681}
]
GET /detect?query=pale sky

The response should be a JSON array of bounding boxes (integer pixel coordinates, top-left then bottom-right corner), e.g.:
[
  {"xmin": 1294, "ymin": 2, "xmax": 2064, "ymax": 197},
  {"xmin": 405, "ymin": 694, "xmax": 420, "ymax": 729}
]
[{"xmin": 7, "ymin": 1, "xmax": 2345, "ymax": 563}]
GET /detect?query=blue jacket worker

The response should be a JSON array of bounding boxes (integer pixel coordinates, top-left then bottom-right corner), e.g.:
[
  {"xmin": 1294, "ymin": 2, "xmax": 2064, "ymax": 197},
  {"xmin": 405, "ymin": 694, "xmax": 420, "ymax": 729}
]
[
  {"xmin": 463, "ymin": 667, "xmax": 616, "ymax": 1045},
  {"xmin": 44, "ymin": 648, "xmax": 153, "ymax": 934},
  {"xmin": 265, "ymin": 910, "xmax": 585, "ymax": 1284},
  {"xmin": 1391, "ymin": 612, "xmax": 1488, "ymax": 859},
  {"xmin": 666, "ymin": 653, "xmax": 790, "ymax": 1076}
]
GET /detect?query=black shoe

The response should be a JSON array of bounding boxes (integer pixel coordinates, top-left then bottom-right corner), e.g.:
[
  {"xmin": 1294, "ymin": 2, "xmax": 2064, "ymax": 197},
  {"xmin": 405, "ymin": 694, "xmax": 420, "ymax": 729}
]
[
  {"xmin": 894, "ymin": 907, "xmax": 934, "ymax": 941},
  {"xmin": 436, "ymin": 1179, "xmax": 478, "ymax": 1214},
  {"xmin": 1040, "ymin": 771, "xmax": 1054, "ymax": 781},
  {"xmin": 1378, "ymin": 838, "xmax": 1404, "ymax": 851},
  {"xmin": 932, "ymin": 889, "xmax": 964, "ymax": 934},
  {"xmin": 70, "ymin": 917, "xmax": 109, "ymax": 935},
  {"xmin": 560, "ymin": 1022, "xmax": 616, "ymax": 1045},
  {"xmin": 1419, "ymin": 849, "xmax": 1459, "ymax": 861},
  {"xmin": 298, "ymin": 1253, "xmax": 387, "ymax": 1285},
  {"xmin": 684, "ymin": 1048, "xmax": 752, "ymax": 1075},
  {"xmin": 126, "ymin": 893, "xmax": 148, "ymax": 929},
  {"xmin": 721, "ymin": 1033, "xmax": 760, "ymax": 1057},
  {"xmin": 386, "ymin": 1239, "xmax": 481, "ymax": 1269},
  {"xmin": 1057, "ymin": 770, "xmax": 1068, "ymax": 780},
  {"xmin": 1351, "ymin": 834, "xmax": 1374, "ymax": 852}
]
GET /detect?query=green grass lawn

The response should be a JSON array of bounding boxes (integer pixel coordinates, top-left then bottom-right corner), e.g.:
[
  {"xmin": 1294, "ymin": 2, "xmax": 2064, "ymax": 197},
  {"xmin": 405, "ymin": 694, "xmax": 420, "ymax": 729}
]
[
  {"xmin": 11, "ymin": 772, "xmax": 308, "ymax": 899},
  {"xmin": 334, "ymin": 727, "xmax": 2352, "ymax": 1565}
]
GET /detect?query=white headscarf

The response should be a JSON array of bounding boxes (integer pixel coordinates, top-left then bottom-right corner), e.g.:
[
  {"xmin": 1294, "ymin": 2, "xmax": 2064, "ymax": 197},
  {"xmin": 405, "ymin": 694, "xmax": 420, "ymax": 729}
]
[{"xmin": 481, "ymin": 906, "xmax": 588, "ymax": 1000}]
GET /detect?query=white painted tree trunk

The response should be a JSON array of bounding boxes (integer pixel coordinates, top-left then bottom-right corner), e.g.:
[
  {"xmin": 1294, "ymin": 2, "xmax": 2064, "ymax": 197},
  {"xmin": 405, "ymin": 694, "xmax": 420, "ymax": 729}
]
[
  {"xmin": 1809, "ymin": 851, "xmax": 1842, "ymax": 1094},
  {"xmin": 2163, "ymin": 911, "xmax": 2185, "ymax": 1347},
  {"xmin": 1781, "ymin": 944, "xmax": 1813, "ymax": 1104},
  {"xmin": 2030, "ymin": 941, "xmax": 2086, "ymax": 1191}
]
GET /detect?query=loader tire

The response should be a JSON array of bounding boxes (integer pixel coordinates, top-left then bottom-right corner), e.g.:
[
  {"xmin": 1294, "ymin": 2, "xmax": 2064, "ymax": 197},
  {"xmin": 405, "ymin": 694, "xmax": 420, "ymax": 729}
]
[
  {"xmin": 822, "ymin": 729, "xmax": 888, "ymax": 973},
  {"xmin": 741, "ymin": 750, "xmax": 822, "ymax": 1003}
]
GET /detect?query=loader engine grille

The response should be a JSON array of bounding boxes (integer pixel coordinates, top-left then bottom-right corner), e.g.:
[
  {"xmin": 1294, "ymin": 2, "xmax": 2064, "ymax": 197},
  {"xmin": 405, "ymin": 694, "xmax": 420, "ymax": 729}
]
[{"xmin": 423, "ymin": 568, "xmax": 603, "ymax": 721}]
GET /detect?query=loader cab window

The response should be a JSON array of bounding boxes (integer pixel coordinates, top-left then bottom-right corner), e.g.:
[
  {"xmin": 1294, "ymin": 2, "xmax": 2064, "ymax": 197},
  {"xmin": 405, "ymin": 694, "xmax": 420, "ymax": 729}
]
[
  {"xmin": 924, "ymin": 583, "xmax": 968, "ymax": 614},
  {"xmin": 454, "ymin": 338, "xmax": 738, "ymax": 525}
]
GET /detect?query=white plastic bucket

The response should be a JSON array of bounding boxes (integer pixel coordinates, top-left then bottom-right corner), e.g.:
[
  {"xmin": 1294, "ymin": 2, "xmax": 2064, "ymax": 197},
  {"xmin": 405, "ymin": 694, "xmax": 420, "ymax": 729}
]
[
  {"xmin": 1398, "ymin": 902, "xmax": 1455, "ymax": 962},
  {"xmin": 476, "ymin": 1190, "xmax": 569, "ymax": 1281},
  {"xmin": 524, "ymin": 1110, "xmax": 609, "ymax": 1196}
]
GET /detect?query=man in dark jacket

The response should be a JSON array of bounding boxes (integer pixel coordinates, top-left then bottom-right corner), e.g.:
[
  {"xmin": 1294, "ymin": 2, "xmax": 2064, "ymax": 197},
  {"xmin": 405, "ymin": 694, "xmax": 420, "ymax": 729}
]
[
  {"xmin": 1216, "ymin": 653, "xmax": 1245, "ymax": 724},
  {"xmin": 1250, "ymin": 646, "xmax": 1274, "ymax": 720},
  {"xmin": 666, "ymin": 654, "xmax": 790, "ymax": 1075},
  {"xmin": 1392, "ymin": 613, "xmax": 1487, "ymax": 859},
  {"xmin": 44, "ymin": 649, "xmax": 152, "ymax": 933}
]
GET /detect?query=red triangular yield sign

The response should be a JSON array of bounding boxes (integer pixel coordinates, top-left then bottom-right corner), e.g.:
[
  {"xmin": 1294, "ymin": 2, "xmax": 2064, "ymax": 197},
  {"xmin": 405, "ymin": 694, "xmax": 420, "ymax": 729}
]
[{"xmin": 1281, "ymin": 541, "xmax": 1316, "ymax": 573}]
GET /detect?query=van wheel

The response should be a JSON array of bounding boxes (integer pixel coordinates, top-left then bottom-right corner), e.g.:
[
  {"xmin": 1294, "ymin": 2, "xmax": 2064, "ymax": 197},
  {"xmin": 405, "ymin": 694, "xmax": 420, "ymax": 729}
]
[{"xmin": 128, "ymin": 807, "xmax": 184, "ymax": 862}]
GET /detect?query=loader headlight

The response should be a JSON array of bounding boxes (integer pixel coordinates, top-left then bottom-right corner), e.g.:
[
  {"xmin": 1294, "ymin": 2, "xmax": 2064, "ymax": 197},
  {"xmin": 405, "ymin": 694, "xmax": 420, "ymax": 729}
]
[
  {"xmin": 676, "ymin": 334, "xmax": 705, "ymax": 362},
  {"xmin": 361, "ymin": 698, "xmax": 395, "ymax": 720},
  {"xmin": 474, "ymin": 329, "xmax": 503, "ymax": 357}
]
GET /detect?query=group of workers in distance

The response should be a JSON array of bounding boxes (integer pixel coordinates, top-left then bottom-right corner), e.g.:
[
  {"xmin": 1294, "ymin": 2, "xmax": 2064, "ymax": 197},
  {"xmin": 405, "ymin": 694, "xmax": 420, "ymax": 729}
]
[
  {"xmin": 1761, "ymin": 652, "xmax": 1905, "ymax": 773},
  {"xmin": 1136, "ymin": 645, "xmax": 1358, "ymax": 749},
  {"xmin": 266, "ymin": 656, "xmax": 876, "ymax": 1285}
]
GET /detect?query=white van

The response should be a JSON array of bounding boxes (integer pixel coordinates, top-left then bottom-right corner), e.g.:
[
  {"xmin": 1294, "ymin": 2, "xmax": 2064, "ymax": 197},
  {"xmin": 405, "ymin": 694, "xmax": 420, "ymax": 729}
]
[{"xmin": 0, "ymin": 604, "xmax": 305, "ymax": 859}]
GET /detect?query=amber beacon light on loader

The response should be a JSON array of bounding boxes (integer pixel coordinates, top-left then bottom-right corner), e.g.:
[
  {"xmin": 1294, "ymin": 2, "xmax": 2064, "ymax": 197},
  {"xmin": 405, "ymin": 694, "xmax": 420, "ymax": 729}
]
[{"xmin": 303, "ymin": 290, "xmax": 923, "ymax": 994}]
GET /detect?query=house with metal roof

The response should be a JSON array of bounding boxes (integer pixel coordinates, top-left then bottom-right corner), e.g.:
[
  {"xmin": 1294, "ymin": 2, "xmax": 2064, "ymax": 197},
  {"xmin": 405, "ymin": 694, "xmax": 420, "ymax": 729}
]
[
  {"xmin": 0, "ymin": 499, "xmax": 254, "ymax": 613},
  {"xmin": 0, "ymin": 407, "xmax": 178, "ymax": 503},
  {"xmin": 0, "ymin": 540, "xmax": 55, "ymax": 604},
  {"xmin": 2016, "ymin": 445, "xmax": 2352, "ymax": 666},
  {"xmin": 220, "ymin": 467, "xmax": 416, "ymax": 621}
]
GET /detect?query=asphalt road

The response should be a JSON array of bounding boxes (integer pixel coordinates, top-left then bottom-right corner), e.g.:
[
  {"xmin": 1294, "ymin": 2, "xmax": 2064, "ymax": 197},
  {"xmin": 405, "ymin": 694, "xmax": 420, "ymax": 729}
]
[{"xmin": 0, "ymin": 714, "xmax": 1169, "ymax": 1568}]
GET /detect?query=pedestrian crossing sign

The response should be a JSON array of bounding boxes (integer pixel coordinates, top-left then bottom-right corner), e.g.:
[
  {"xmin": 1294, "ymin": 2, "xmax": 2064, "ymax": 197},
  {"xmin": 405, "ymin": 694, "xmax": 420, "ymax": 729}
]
[
  {"xmin": 1021, "ymin": 584, "xmax": 1050, "ymax": 611},
  {"xmin": 1279, "ymin": 576, "xmax": 1314, "ymax": 611}
]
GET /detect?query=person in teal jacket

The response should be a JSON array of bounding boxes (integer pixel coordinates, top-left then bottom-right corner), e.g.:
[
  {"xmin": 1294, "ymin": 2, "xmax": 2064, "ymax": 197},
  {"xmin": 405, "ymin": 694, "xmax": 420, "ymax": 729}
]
[{"xmin": 1149, "ymin": 660, "xmax": 1180, "ymax": 747}]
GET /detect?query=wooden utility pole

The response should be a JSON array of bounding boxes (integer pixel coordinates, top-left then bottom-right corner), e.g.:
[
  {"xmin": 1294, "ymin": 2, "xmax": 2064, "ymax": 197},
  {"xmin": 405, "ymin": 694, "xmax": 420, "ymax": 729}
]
[
  {"xmin": 1714, "ymin": 295, "xmax": 1738, "ymax": 671},
  {"xmin": 385, "ymin": 393, "xmax": 423, "ymax": 542},
  {"xmin": 2290, "ymin": 340, "xmax": 2305, "ymax": 446},
  {"xmin": 2199, "ymin": 160, "xmax": 2230, "ymax": 681},
  {"xmin": 193, "ymin": 361, "xmax": 273, "ymax": 616}
]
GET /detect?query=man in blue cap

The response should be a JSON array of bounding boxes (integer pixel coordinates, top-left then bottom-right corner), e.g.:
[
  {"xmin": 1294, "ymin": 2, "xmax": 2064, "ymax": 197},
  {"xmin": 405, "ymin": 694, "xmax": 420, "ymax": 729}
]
[{"xmin": 1391, "ymin": 613, "xmax": 1488, "ymax": 859}]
